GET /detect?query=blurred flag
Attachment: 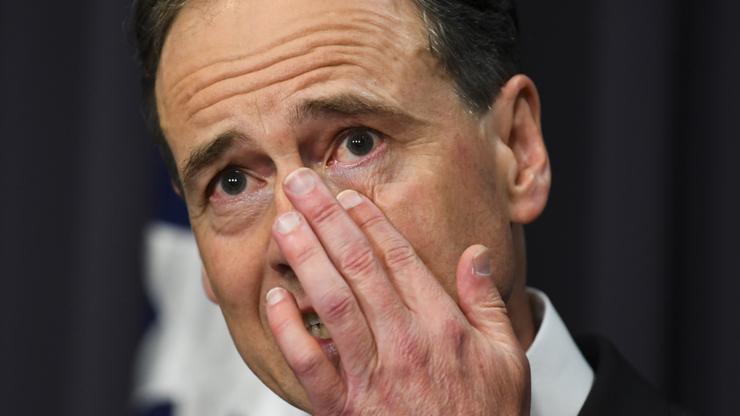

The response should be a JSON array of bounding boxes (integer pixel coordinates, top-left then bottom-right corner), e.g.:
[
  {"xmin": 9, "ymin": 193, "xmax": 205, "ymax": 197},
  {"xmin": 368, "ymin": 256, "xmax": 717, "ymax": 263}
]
[{"xmin": 132, "ymin": 162, "xmax": 306, "ymax": 416}]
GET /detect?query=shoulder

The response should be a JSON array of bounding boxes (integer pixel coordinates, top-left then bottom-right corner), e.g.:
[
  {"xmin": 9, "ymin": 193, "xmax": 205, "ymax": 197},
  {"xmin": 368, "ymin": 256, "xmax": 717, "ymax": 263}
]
[{"xmin": 576, "ymin": 335, "xmax": 688, "ymax": 416}]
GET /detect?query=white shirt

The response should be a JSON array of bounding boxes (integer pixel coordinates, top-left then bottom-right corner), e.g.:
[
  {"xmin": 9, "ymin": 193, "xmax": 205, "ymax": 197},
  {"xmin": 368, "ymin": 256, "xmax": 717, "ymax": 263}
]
[{"xmin": 526, "ymin": 288, "xmax": 595, "ymax": 416}]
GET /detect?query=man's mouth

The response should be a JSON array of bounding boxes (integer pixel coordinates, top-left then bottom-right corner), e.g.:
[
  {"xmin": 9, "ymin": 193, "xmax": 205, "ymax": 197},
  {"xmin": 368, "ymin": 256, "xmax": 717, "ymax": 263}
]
[
  {"xmin": 298, "ymin": 307, "xmax": 340, "ymax": 367},
  {"xmin": 302, "ymin": 311, "xmax": 332, "ymax": 340}
]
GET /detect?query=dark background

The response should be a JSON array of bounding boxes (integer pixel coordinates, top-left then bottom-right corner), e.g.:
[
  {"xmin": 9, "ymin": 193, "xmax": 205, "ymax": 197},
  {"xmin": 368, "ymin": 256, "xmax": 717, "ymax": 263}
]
[{"xmin": 1, "ymin": 0, "xmax": 738, "ymax": 414}]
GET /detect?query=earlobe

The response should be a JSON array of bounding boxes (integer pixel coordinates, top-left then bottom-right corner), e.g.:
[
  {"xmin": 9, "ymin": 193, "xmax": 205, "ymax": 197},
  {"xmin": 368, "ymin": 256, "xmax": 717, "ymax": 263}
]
[
  {"xmin": 201, "ymin": 265, "xmax": 219, "ymax": 304},
  {"xmin": 495, "ymin": 75, "xmax": 551, "ymax": 224}
]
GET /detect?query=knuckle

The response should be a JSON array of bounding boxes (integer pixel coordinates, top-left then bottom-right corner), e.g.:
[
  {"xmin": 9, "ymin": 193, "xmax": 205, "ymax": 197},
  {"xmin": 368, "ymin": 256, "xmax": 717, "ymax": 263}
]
[
  {"xmin": 338, "ymin": 244, "xmax": 377, "ymax": 277},
  {"xmin": 291, "ymin": 349, "xmax": 326, "ymax": 378},
  {"xmin": 383, "ymin": 243, "xmax": 418, "ymax": 270},
  {"xmin": 440, "ymin": 316, "xmax": 467, "ymax": 341},
  {"xmin": 439, "ymin": 317, "xmax": 469, "ymax": 359},
  {"xmin": 291, "ymin": 242, "xmax": 323, "ymax": 268},
  {"xmin": 320, "ymin": 289, "xmax": 356, "ymax": 324},
  {"xmin": 311, "ymin": 201, "xmax": 344, "ymax": 227},
  {"xmin": 269, "ymin": 314, "xmax": 293, "ymax": 338},
  {"xmin": 356, "ymin": 210, "xmax": 386, "ymax": 231},
  {"xmin": 393, "ymin": 328, "xmax": 430, "ymax": 369}
]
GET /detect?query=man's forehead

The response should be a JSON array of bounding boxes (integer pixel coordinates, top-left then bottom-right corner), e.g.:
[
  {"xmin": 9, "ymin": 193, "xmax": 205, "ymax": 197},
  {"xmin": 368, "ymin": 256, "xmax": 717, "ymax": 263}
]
[
  {"xmin": 156, "ymin": 0, "xmax": 439, "ymax": 147},
  {"xmin": 159, "ymin": 0, "xmax": 425, "ymax": 84}
]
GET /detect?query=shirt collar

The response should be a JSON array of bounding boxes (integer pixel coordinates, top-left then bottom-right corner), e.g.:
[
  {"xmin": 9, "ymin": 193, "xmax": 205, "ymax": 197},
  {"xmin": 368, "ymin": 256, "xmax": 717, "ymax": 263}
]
[{"xmin": 525, "ymin": 288, "xmax": 594, "ymax": 416}]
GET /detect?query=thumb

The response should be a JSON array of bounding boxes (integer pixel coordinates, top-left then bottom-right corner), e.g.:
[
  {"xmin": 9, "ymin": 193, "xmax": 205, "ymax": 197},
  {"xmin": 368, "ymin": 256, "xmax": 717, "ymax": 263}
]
[{"xmin": 455, "ymin": 245, "xmax": 513, "ymax": 336}]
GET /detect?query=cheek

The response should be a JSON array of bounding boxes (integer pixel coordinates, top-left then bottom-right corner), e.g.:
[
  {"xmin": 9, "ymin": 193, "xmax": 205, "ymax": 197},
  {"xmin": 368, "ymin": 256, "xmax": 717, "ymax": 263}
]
[
  {"xmin": 193, "ymin": 224, "xmax": 269, "ymax": 315},
  {"xmin": 368, "ymin": 154, "xmax": 515, "ymax": 300},
  {"xmin": 370, "ymin": 176, "xmax": 464, "ymax": 293},
  {"xmin": 192, "ymin": 222, "xmax": 303, "ymax": 401}
]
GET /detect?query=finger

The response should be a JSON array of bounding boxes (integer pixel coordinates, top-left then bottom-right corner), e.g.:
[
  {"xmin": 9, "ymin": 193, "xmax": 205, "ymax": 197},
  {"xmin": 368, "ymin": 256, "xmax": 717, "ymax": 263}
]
[
  {"xmin": 273, "ymin": 210, "xmax": 376, "ymax": 378},
  {"xmin": 265, "ymin": 287, "xmax": 346, "ymax": 412},
  {"xmin": 455, "ymin": 245, "xmax": 516, "ymax": 339},
  {"xmin": 282, "ymin": 168, "xmax": 408, "ymax": 328},
  {"xmin": 336, "ymin": 189, "xmax": 449, "ymax": 312}
]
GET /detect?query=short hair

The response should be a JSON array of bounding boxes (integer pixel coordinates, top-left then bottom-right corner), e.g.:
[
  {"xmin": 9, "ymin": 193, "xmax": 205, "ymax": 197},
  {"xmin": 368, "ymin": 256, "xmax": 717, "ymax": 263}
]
[{"xmin": 132, "ymin": 0, "xmax": 520, "ymax": 186}]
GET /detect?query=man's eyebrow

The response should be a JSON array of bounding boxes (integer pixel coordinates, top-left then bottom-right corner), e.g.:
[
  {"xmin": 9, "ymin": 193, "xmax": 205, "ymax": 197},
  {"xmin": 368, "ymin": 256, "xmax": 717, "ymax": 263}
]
[
  {"xmin": 182, "ymin": 131, "xmax": 241, "ymax": 193},
  {"xmin": 291, "ymin": 94, "xmax": 420, "ymax": 125}
]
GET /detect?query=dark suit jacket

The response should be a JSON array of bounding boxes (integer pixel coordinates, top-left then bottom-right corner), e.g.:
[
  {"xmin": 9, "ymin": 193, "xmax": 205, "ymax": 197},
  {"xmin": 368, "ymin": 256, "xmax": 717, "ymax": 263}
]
[{"xmin": 577, "ymin": 336, "xmax": 687, "ymax": 415}]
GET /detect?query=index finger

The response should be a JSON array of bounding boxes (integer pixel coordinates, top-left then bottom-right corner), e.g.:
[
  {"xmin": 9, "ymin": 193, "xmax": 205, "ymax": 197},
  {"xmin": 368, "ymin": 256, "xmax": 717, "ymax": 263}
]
[{"xmin": 281, "ymin": 168, "xmax": 409, "ymax": 337}]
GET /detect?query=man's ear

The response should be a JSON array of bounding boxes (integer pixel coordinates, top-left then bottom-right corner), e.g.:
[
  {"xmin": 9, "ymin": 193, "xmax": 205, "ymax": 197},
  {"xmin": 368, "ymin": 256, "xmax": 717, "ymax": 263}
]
[
  {"xmin": 201, "ymin": 265, "xmax": 219, "ymax": 304},
  {"xmin": 489, "ymin": 74, "xmax": 551, "ymax": 224}
]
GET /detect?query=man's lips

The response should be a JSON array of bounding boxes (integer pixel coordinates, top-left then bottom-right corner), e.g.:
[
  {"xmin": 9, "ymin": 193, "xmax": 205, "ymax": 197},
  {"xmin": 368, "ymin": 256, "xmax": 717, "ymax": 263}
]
[{"xmin": 295, "ymin": 301, "xmax": 340, "ymax": 366}]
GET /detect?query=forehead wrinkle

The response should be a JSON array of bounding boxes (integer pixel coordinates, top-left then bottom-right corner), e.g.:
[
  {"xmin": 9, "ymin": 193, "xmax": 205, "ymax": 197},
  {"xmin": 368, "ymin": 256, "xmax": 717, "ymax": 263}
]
[
  {"xmin": 170, "ymin": 5, "xmax": 399, "ymax": 98},
  {"xmin": 168, "ymin": 25, "xmax": 367, "ymax": 107},
  {"xmin": 167, "ymin": 8, "xmax": 408, "ymax": 109},
  {"xmin": 163, "ymin": 5, "xmax": 422, "ymax": 123},
  {"xmin": 182, "ymin": 35, "xmax": 404, "ymax": 122},
  {"xmin": 159, "ymin": 1, "xmax": 435, "ymax": 144},
  {"xmin": 183, "ymin": 55, "xmax": 359, "ymax": 122},
  {"xmin": 176, "ymin": 38, "xmax": 358, "ymax": 115}
]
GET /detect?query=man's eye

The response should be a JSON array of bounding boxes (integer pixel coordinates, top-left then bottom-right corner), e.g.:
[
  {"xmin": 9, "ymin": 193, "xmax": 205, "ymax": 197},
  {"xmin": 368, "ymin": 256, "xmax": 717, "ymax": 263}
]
[
  {"xmin": 217, "ymin": 168, "xmax": 248, "ymax": 196},
  {"xmin": 332, "ymin": 128, "xmax": 381, "ymax": 163}
]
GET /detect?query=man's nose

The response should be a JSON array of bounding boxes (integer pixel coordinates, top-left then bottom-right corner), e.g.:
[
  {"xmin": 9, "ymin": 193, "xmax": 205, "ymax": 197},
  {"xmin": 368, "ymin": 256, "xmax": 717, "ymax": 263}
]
[
  {"xmin": 272, "ymin": 153, "xmax": 310, "ymax": 215},
  {"xmin": 273, "ymin": 178, "xmax": 295, "ymax": 216}
]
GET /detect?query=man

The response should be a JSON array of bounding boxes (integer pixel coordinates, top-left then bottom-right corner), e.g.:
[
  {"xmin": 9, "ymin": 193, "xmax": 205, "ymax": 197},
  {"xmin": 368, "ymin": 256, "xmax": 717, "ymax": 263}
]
[{"xmin": 134, "ymin": 0, "xmax": 681, "ymax": 414}]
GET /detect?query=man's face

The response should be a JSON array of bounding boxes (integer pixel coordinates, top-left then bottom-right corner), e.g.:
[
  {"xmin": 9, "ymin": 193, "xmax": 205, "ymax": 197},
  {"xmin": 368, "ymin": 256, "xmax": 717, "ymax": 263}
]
[{"xmin": 157, "ymin": 0, "xmax": 519, "ymax": 408}]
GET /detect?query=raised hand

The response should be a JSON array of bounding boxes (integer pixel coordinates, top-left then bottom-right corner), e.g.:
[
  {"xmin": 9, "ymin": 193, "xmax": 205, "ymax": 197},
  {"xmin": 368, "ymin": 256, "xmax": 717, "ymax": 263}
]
[{"xmin": 265, "ymin": 168, "xmax": 530, "ymax": 415}]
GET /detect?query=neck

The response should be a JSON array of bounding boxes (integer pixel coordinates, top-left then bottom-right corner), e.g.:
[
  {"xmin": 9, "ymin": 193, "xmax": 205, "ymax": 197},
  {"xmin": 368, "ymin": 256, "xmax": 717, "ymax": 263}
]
[
  {"xmin": 507, "ymin": 224, "xmax": 536, "ymax": 350},
  {"xmin": 508, "ymin": 282, "xmax": 536, "ymax": 350}
]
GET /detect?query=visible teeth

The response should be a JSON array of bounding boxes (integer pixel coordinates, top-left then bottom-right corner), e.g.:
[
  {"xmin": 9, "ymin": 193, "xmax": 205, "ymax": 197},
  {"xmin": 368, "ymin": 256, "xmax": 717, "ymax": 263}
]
[
  {"xmin": 303, "ymin": 311, "xmax": 319, "ymax": 328},
  {"xmin": 302, "ymin": 312, "xmax": 331, "ymax": 339},
  {"xmin": 305, "ymin": 313, "xmax": 320, "ymax": 327}
]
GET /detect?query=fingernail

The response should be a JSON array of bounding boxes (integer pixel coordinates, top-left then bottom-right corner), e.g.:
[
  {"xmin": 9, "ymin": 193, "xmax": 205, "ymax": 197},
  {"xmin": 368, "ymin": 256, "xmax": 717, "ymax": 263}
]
[
  {"xmin": 473, "ymin": 247, "xmax": 492, "ymax": 277},
  {"xmin": 337, "ymin": 190, "xmax": 363, "ymax": 209},
  {"xmin": 266, "ymin": 287, "xmax": 286, "ymax": 305},
  {"xmin": 275, "ymin": 211, "xmax": 301, "ymax": 234},
  {"xmin": 284, "ymin": 168, "xmax": 316, "ymax": 195}
]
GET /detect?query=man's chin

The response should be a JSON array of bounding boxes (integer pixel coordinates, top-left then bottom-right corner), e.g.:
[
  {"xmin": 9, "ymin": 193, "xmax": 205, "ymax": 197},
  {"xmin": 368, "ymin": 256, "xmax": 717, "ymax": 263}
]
[{"xmin": 241, "ymin": 351, "xmax": 316, "ymax": 413}]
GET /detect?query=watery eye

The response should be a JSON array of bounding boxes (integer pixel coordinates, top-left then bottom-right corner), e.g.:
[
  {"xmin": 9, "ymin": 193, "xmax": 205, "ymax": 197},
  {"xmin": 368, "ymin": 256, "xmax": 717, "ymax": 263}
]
[
  {"xmin": 334, "ymin": 129, "xmax": 381, "ymax": 163},
  {"xmin": 218, "ymin": 168, "xmax": 248, "ymax": 196}
]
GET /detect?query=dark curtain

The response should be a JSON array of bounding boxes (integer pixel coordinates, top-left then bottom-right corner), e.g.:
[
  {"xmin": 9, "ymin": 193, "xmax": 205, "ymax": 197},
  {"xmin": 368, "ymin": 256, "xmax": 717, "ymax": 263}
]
[
  {"xmin": 520, "ymin": 1, "xmax": 740, "ymax": 414},
  {"xmin": 1, "ymin": 1, "xmax": 737, "ymax": 415},
  {"xmin": 0, "ymin": 1, "xmax": 151, "ymax": 415}
]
